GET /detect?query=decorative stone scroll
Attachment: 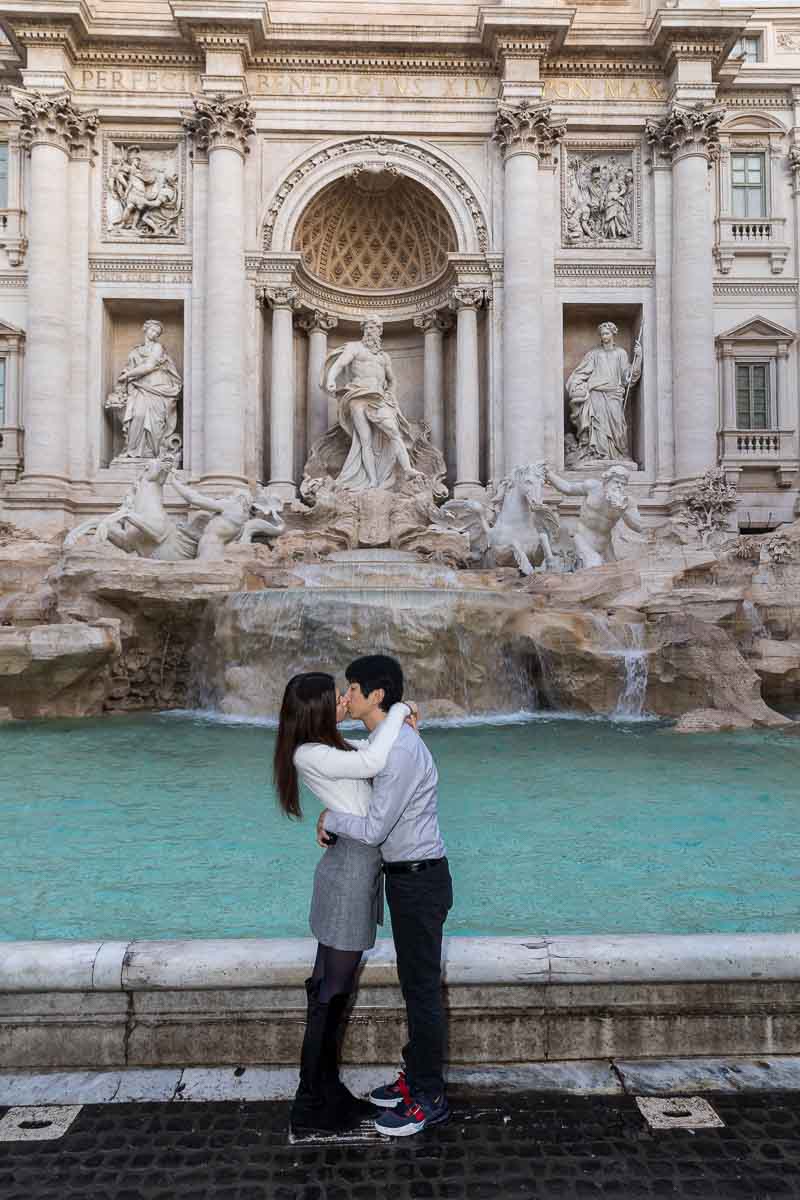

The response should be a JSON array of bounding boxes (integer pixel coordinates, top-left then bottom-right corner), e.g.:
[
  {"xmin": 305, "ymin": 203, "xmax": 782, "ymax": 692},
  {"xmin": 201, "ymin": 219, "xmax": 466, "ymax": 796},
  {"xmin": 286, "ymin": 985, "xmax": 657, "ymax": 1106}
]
[
  {"xmin": 644, "ymin": 101, "xmax": 726, "ymax": 165},
  {"xmin": 413, "ymin": 311, "xmax": 452, "ymax": 335},
  {"xmin": 11, "ymin": 89, "xmax": 98, "ymax": 155},
  {"xmin": 492, "ymin": 100, "xmax": 567, "ymax": 162},
  {"xmin": 789, "ymin": 145, "xmax": 800, "ymax": 196},
  {"xmin": 183, "ymin": 94, "xmax": 255, "ymax": 155},
  {"xmin": 561, "ymin": 143, "xmax": 641, "ymax": 248},
  {"xmin": 104, "ymin": 136, "xmax": 184, "ymax": 241}
]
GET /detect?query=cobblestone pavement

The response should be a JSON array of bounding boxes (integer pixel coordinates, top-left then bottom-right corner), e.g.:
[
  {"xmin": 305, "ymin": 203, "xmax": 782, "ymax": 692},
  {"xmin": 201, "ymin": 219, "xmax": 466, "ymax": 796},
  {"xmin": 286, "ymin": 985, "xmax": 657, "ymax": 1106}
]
[{"xmin": 1, "ymin": 1090, "xmax": 799, "ymax": 1199}]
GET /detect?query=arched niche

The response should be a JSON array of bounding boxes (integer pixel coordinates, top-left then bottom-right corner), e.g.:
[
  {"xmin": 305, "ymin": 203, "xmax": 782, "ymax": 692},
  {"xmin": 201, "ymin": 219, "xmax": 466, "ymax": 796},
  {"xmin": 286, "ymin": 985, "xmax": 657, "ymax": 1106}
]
[{"xmin": 261, "ymin": 135, "xmax": 490, "ymax": 260}]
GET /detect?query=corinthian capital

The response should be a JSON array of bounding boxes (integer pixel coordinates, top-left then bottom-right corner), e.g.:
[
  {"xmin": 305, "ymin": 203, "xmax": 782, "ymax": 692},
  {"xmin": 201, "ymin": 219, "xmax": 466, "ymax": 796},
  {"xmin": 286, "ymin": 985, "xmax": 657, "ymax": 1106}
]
[
  {"xmin": 11, "ymin": 89, "xmax": 98, "ymax": 156},
  {"xmin": 184, "ymin": 94, "xmax": 255, "ymax": 156},
  {"xmin": 298, "ymin": 308, "xmax": 338, "ymax": 334},
  {"xmin": 258, "ymin": 286, "xmax": 300, "ymax": 311},
  {"xmin": 449, "ymin": 286, "xmax": 486, "ymax": 313},
  {"xmin": 493, "ymin": 100, "xmax": 566, "ymax": 161},
  {"xmin": 645, "ymin": 101, "xmax": 725, "ymax": 166}
]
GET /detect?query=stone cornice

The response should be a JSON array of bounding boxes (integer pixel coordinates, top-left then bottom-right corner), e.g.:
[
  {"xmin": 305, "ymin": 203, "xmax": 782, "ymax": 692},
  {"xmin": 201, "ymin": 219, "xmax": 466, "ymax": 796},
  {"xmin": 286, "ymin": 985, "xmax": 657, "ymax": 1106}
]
[
  {"xmin": 11, "ymin": 87, "xmax": 97, "ymax": 155},
  {"xmin": 648, "ymin": 10, "xmax": 752, "ymax": 75},
  {"xmin": 251, "ymin": 52, "xmax": 494, "ymax": 76},
  {"xmin": 478, "ymin": 8, "xmax": 574, "ymax": 62},
  {"xmin": 184, "ymin": 92, "xmax": 255, "ymax": 155}
]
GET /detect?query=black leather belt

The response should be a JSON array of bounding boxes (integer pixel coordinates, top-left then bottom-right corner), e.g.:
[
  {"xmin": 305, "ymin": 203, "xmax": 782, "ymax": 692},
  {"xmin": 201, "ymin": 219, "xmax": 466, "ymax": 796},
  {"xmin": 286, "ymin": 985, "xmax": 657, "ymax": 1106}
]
[{"xmin": 383, "ymin": 857, "xmax": 445, "ymax": 875}]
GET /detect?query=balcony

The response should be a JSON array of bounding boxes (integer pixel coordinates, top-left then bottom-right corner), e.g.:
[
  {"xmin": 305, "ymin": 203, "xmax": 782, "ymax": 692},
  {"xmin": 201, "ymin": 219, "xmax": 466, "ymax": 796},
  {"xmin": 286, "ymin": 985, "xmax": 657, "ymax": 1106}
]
[
  {"xmin": 714, "ymin": 215, "xmax": 789, "ymax": 275},
  {"xmin": 0, "ymin": 210, "xmax": 26, "ymax": 268},
  {"xmin": 719, "ymin": 427, "xmax": 799, "ymax": 488}
]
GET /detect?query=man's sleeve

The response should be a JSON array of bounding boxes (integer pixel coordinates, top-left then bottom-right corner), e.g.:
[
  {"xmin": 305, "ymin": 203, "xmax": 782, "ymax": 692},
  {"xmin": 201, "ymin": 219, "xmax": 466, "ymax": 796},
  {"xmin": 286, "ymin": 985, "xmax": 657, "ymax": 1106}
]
[{"xmin": 324, "ymin": 744, "xmax": 415, "ymax": 847}]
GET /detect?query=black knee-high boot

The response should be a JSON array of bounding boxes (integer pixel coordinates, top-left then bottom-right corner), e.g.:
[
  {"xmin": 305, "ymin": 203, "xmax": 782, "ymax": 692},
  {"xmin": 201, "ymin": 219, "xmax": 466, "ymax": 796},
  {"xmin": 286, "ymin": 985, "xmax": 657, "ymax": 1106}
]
[
  {"xmin": 290, "ymin": 980, "xmax": 360, "ymax": 1137},
  {"xmin": 321, "ymin": 993, "xmax": 375, "ymax": 1121}
]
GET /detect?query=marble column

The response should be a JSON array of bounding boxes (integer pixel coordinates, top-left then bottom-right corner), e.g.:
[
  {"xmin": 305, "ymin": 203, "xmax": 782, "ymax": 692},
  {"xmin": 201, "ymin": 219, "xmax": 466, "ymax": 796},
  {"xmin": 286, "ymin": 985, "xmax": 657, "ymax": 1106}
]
[
  {"xmin": 413, "ymin": 311, "xmax": 450, "ymax": 451},
  {"xmin": 299, "ymin": 310, "xmax": 338, "ymax": 450},
  {"xmin": 646, "ymin": 103, "xmax": 725, "ymax": 483},
  {"xmin": 11, "ymin": 90, "xmax": 97, "ymax": 490},
  {"xmin": 185, "ymin": 95, "xmax": 255, "ymax": 487},
  {"xmin": 262, "ymin": 287, "xmax": 299, "ymax": 500},
  {"xmin": 449, "ymin": 287, "xmax": 483, "ymax": 497},
  {"xmin": 493, "ymin": 101, "xmax": 565, "ymax": 474}
]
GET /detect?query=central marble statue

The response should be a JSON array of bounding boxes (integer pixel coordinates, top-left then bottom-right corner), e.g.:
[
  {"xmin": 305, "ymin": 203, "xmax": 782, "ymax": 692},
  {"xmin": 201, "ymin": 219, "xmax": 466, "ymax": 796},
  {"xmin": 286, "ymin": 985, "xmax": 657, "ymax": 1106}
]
[{"xmin": 323, "ymin": 317, "xmax": 422, "ymax": 491}]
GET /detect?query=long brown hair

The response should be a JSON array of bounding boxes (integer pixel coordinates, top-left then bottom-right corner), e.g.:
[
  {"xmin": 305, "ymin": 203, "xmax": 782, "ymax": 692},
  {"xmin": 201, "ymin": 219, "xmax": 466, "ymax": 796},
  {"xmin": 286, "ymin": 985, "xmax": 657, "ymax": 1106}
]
[{"xmin": 273, "ymin": 672, "xmax": 354, "ymax": 819}]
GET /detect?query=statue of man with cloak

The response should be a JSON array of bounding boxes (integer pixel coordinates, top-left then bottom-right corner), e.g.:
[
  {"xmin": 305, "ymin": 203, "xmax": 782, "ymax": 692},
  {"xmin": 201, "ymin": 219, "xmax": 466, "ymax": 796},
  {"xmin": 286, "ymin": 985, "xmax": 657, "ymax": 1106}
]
[{"xmin": 323, "ymin": 317, "xmax": 422, "ymax": 491}]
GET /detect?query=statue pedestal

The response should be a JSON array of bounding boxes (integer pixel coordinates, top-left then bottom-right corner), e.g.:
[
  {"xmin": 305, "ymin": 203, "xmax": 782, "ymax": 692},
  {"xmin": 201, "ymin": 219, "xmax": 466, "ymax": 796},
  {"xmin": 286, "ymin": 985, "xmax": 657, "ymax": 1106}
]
[{"xmin": 564, "ymin": 456, "xmax": 639, "ymax": 475}]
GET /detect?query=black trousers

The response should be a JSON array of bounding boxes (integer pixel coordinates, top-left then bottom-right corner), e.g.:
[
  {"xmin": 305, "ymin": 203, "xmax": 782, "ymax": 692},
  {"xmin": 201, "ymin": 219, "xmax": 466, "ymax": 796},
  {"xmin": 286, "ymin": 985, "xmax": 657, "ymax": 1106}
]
[{"xmin": 385, "ymin": 857, "xmax": 453, "ymax": 1100}]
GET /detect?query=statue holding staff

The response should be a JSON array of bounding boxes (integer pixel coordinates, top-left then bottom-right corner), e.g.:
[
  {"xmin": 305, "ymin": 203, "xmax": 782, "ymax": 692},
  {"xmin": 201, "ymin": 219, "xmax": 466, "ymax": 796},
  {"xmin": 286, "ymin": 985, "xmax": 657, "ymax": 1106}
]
[{"xmin": 566, "ymin": 320, "xmax": 642, "ymax": 464}]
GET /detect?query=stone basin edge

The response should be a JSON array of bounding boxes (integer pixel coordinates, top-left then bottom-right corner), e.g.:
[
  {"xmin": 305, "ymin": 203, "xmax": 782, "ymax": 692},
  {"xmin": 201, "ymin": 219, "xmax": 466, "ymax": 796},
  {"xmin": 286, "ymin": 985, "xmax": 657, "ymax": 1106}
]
[{"xmin": 1, "ymin": 933, "xmax": 799, "ymax": 993}]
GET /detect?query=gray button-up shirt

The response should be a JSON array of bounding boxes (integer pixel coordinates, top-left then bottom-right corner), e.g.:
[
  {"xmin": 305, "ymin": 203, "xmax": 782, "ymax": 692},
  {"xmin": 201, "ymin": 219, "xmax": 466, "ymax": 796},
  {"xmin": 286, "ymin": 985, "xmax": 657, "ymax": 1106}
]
[{"xmin": 324, "ymin": 724, "xmax": 446, "ymax": 863}]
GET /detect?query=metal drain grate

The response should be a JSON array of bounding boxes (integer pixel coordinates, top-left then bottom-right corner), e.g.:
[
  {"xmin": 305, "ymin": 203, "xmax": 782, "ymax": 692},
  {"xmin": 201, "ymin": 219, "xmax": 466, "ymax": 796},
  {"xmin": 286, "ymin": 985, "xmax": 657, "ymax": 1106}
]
[
  {"xmin": 0, "ymin": 1105, "xmax": 83, "ymax": 1142},
  {"xmin": 636, "ymin": 1096, "xmax": 725, "ymax": 1131}
]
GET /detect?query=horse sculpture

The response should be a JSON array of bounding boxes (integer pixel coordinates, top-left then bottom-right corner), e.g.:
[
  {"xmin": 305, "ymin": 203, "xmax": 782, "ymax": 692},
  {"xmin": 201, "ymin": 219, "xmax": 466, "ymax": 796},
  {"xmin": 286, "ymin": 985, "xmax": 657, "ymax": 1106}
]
[
  {"xmin": 64, "ymin": 457, "xmax": 285, "ymax": 561},
  {"xmin": 435, "ymin": 462, "xmax": 560, "ymax": 576}
]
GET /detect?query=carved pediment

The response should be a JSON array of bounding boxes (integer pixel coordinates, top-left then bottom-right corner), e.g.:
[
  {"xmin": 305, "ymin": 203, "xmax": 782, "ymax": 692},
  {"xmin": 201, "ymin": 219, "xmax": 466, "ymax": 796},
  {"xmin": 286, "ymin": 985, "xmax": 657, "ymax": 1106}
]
[
  {"xmin": 716, "ymin": 315, "xmax": 796, "ymax": 344},
  {"xmin": 0, "ymin": 319, "xmax": 25, "ymax": 339}
]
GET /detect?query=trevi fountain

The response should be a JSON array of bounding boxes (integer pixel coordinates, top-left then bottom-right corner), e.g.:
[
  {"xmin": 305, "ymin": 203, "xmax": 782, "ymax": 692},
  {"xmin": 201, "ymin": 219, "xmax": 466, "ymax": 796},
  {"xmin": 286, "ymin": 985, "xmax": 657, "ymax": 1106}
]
[{"xmin": 1, "ymin": 0, "xmax": 800, "ymax": 1073}]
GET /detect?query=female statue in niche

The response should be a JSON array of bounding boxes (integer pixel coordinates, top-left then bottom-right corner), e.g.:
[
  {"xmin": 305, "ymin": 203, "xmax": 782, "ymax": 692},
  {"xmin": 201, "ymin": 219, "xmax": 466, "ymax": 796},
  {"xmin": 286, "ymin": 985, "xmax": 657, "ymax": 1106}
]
[
  {"xmin": 107, "ymin": 319, "xmax": 183, "ymax": 462},
  {"xmin": 566, "ymin": 320, "xmax": 642, "ymax": 464}
]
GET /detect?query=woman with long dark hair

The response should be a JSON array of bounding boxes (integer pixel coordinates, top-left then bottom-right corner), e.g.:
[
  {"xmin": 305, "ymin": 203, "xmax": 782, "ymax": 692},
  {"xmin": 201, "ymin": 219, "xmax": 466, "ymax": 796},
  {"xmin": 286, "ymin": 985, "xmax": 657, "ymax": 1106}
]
[{"xmin": 273, "ymin": 671, "xmax": 411, "ymax": 1137}]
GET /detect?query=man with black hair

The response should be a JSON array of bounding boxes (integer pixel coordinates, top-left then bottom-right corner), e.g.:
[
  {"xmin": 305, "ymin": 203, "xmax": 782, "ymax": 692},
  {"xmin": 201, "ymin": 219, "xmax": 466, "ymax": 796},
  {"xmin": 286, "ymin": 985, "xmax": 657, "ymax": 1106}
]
[{"xmin": 318, "ymin": 653, "xmax": 453, "ymax": 1136}]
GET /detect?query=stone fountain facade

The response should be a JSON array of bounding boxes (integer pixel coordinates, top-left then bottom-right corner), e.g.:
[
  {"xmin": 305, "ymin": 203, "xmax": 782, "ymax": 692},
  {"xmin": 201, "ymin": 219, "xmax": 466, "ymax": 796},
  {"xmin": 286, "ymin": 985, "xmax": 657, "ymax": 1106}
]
[
  {"xmin": 0, "ymin": 1, "xmax": 798, "ymax": 533},
  {"xmin": 2, "ymin": 1, "xmax": 800, "ymax": 730}
]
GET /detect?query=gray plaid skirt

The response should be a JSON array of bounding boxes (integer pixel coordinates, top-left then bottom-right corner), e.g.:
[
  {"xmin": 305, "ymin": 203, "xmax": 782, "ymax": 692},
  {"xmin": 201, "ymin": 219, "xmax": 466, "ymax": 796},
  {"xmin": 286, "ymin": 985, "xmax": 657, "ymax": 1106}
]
[{"xmin": 309, "ymin": 835, "xmax": 384, "ymax": 952}]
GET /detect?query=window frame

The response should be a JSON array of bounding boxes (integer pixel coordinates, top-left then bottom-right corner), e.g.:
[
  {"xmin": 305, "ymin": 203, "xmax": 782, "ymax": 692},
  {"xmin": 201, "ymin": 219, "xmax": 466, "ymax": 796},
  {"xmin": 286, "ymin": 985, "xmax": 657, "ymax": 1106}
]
[
  {"xmin": 731, "ymin": 34, "xmax": 763, "ymax": 64},
  {"xmin": 730, "ymin": 150, "xmax": 767, "ymax": 220},
  {"xmin": 735, "ymin": 359, "xmax": 772, "ymax": 430}
]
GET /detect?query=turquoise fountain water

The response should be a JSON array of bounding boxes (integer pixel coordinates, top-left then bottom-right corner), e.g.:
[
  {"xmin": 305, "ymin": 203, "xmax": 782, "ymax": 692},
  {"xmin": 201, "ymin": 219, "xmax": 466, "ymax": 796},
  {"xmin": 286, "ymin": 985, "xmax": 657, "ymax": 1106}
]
[{"xmin": 2, "ymin": 712, "xmax": 798, "ymax": 942}]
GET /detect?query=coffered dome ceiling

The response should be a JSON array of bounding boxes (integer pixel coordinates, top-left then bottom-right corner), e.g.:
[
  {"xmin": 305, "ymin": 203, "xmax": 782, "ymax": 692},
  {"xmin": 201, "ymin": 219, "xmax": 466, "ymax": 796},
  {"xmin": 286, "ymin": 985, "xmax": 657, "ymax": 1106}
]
[{"xmin": 293, "ymin": 172, "xmax": 457, "ymax": 292}]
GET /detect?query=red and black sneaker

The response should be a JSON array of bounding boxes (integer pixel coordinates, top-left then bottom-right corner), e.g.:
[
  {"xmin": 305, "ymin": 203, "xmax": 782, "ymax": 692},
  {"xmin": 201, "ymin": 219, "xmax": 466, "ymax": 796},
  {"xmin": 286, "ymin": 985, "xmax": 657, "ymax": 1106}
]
[
  {"xmin": 374, "ymin": 1092, "xmax": 450, "ymax": 1137},
  {"xmin": 368, "ymin": 1068, "xmax": 411, "ymax": 1109}
]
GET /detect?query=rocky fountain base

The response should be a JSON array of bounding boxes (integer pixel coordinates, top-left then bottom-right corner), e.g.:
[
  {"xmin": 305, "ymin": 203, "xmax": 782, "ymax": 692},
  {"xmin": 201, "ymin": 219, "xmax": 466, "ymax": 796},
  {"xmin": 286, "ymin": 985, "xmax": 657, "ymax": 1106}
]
[{"xmin": 2, "ymin": 517, "xmax": 800, "ymax": 731}]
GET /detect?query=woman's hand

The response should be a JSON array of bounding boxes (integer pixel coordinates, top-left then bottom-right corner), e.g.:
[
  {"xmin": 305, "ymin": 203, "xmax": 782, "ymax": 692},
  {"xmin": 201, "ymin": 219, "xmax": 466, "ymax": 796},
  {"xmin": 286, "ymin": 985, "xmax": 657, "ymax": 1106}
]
[
  {"xmin": 404, "ymin": 700, "xmax": 419, "ymax": 732},
  {"xmin": 335, "ymin": 691, "xmax": 349, "ymax": 724},
  {"xmin": 317, "ymin": 809, "xmax": 334, "ymax": 848}
]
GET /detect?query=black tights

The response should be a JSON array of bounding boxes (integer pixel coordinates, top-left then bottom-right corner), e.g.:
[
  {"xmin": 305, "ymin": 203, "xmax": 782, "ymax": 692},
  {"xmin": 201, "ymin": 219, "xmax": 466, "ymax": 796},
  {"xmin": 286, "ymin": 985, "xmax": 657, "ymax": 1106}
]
[{"xmin": 311, "ymin": 943, "xmax": 363, "ymax": 1003}]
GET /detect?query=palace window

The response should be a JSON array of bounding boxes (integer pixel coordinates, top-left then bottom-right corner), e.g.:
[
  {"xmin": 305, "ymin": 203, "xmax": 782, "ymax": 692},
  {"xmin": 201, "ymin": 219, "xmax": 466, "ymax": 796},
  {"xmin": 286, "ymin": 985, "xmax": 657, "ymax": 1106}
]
[
  {"xmin": 731, "ymin": 35, "xmax": 763, "ymax": 64},
  {"xmin": 736, "ymin": 361, "xmax": 770, "ymax": 429},
  {"xmin": 731, "ymin": 152, "xmax": 766, "ymax": 219},
  {"xmin": 0, "ymin": 145, "xmax": 7, "ymax": 209}
]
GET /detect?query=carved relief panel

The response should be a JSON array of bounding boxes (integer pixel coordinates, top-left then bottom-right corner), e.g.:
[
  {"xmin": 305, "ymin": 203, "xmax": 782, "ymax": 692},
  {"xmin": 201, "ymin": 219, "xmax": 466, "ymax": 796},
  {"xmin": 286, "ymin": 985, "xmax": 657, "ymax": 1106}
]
[
  {"xmin": 561, "ymin": 140, "xmax": 642, "ymax": 249},
  {"xmin": 102, "ymin": 133, "xmax": 186, "ymax": 243}
]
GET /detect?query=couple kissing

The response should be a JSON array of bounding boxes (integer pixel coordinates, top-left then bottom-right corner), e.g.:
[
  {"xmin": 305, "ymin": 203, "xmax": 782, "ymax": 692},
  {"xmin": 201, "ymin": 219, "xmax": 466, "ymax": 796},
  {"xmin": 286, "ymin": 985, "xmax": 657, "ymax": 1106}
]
[{"xmin": 273, "ymin": 654, "xmax": 453, "ymax": 1139}]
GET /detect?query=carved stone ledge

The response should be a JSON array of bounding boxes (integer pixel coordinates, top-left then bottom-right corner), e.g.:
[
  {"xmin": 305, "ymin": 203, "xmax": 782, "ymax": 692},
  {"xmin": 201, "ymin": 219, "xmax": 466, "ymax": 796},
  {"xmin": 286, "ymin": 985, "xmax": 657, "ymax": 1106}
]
[
  {"xmin": 11, "ymin": 89, "xmax": 98, "ymax": 157},
  {"xmin": 184, "ymin": 94, "xmax": 255, "ymax": 156},
  {"xmin": 493, "ymin": 100, "xmax": 566, "ymax": 162},
  {"xmin": 645, "ymin": 102, "xmax": 726, "ymax": 166},
  {"xmin": 555, "ymin": 261, "xmax": 655, "ymax": 288}
]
